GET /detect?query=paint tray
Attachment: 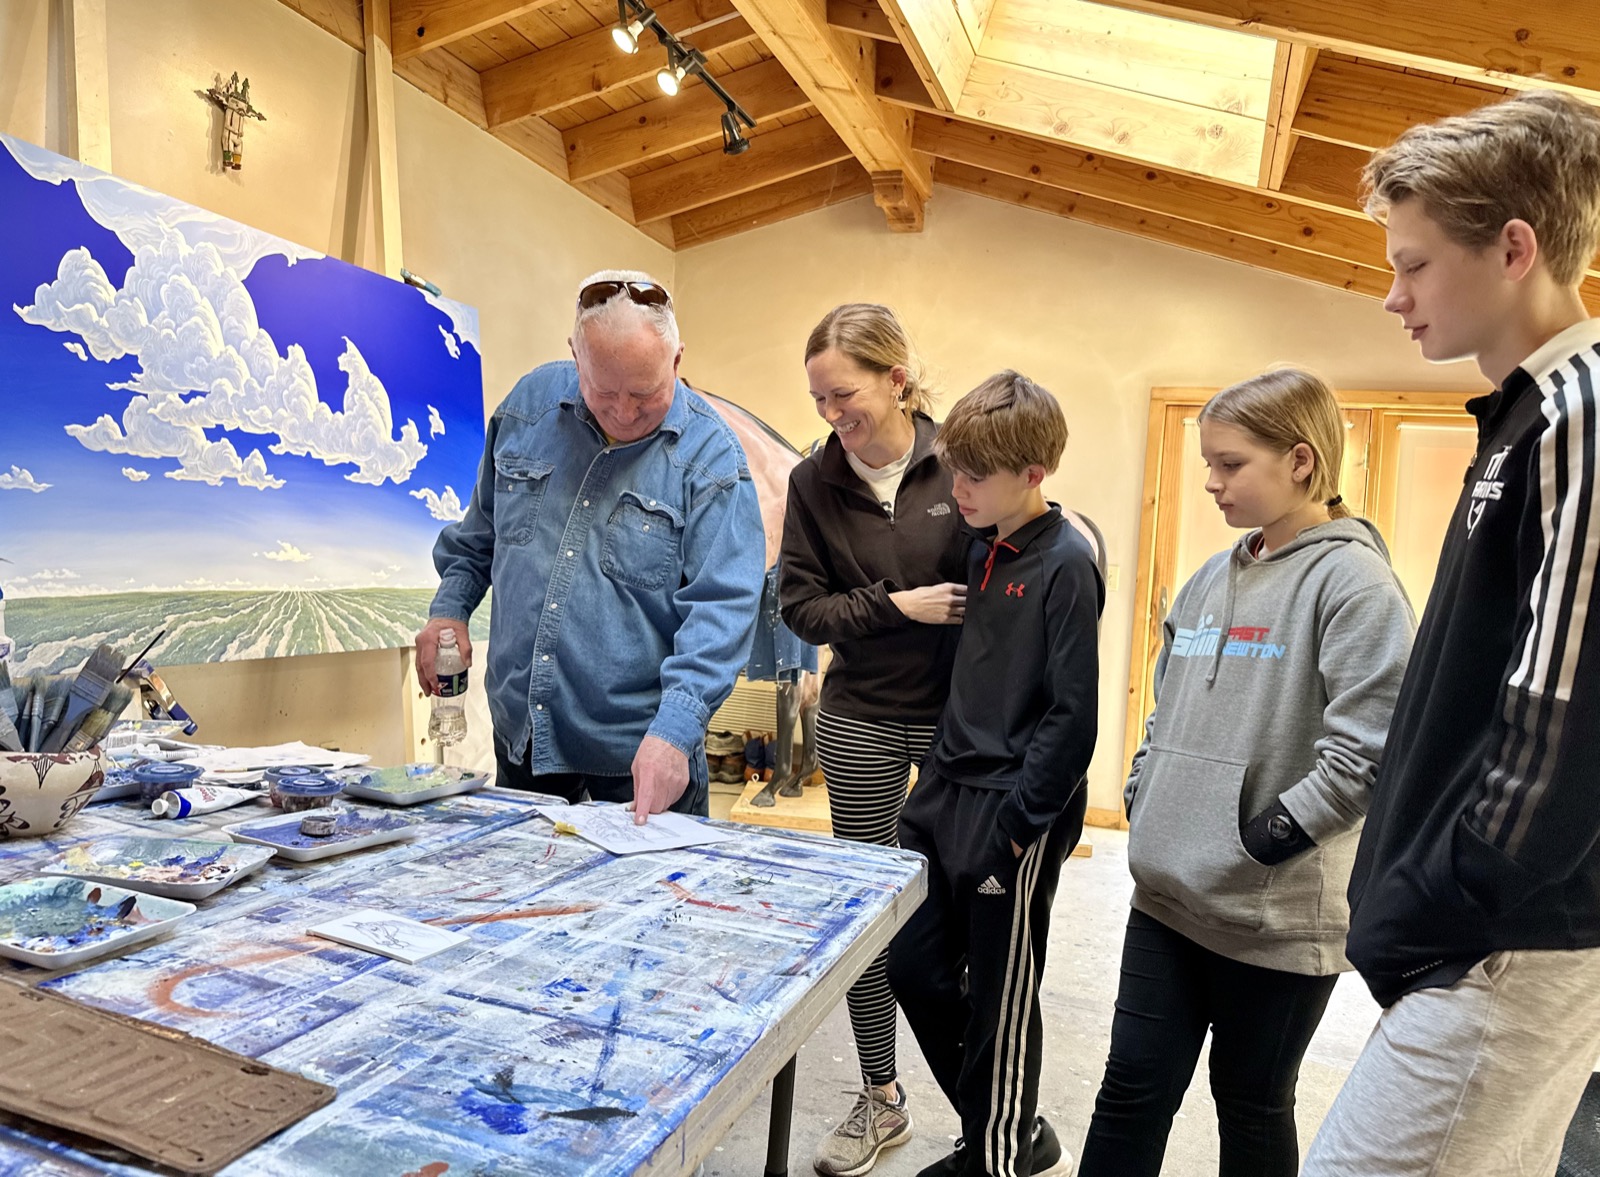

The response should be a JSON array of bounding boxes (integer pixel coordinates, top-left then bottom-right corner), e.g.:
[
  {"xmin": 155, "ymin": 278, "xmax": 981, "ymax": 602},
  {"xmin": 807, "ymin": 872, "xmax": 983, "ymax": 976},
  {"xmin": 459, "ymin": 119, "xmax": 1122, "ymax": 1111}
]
[
  {"xmin": 41, "ymin": 836, "xmax": 275, "ymax": 900},
  {"xmin": 222, "ymin": 808, "xmax": 417, "ymax": 862},
  {"xmin": 92, "ymin": 767, "xmax": 142, "ymax": 803},
  {"xmin": 337, "ymin": 763, "xmax": 490, "ymax": 805},
  {"xmin": 0, "ymin": 981, "xmax": 335, "ymax": 1174},
  {"xmin": 0, "ymin": 878, "xmax": 194, "ymax": 969}
]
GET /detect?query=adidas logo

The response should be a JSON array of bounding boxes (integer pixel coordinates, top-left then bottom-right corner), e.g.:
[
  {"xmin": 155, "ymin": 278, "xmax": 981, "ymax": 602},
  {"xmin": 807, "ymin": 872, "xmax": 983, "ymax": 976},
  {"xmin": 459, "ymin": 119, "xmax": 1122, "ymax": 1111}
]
[
  {"xmin": 977, "ymin": 875, "xmax": 1006, "ymax": 896},
  {"xmin": 927, "ymin": 502, "xmax": 952, "ymax": 517}
]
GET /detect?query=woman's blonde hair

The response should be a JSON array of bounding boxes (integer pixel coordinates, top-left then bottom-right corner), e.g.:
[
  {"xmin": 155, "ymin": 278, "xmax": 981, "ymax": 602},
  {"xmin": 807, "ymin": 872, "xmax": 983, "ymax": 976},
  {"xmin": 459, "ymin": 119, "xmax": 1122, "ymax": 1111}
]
[
  {"xmin": 804, "ymin": 303, "xmax": 934, "ymax": 416},
  {"xmin": 1198, "ymin": 369, "xmax": 1351, "ymax": 519}
]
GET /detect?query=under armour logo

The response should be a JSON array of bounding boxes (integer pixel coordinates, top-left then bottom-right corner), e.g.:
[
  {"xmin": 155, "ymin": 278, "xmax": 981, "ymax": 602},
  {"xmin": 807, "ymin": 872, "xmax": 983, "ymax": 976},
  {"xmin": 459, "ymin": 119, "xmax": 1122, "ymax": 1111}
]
[{"xmin": 1005, "ymin": 582, "xmax": 1025, "ymax": 598}]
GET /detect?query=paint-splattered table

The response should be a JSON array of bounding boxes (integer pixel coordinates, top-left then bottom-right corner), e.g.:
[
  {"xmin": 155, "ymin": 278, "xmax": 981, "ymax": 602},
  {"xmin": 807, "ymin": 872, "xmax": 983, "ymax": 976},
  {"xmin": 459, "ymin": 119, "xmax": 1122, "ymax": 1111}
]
[{"xmin": 0, "ymin": 787, "xmax": 927, "ymax": 1176}]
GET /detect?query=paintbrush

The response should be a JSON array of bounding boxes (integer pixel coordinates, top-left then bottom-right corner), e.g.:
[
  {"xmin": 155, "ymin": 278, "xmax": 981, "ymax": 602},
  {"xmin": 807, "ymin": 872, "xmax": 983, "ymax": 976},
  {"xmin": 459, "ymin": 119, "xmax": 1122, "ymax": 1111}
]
[
  {"xmin": 40, "ymin": 645, "xmax": 122, "ymax": 753},
  {"xmin": 33, "ymin": 675, "xmax": 73, "ymax": 752},
  {"xmin": 116, "ymin": 630, "xmax": 165, "ymax": 684},
  {"xmin": 62, "ymin": 682, "xmax": 135, "ymax": 753}
]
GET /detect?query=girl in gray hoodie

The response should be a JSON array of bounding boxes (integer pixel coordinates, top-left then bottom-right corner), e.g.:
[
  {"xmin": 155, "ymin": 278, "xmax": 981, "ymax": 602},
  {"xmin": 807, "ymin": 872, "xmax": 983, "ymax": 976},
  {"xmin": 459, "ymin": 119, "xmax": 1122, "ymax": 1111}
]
[{"xmin": 1079, "ymin": 370, "xmax": 1416, "ymax": 1177}]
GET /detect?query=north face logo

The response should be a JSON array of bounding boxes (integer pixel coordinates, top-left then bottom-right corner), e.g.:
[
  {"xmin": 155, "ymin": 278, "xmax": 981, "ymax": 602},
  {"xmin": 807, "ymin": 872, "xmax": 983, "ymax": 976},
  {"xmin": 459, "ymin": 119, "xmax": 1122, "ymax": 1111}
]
[
  {"xmin": 927, "ymin": 502, "xmax": 952, "ymax": 517},
  {"xmin": 1005, "ymin": 582, "xmax": 1025, "ymax": 598}
]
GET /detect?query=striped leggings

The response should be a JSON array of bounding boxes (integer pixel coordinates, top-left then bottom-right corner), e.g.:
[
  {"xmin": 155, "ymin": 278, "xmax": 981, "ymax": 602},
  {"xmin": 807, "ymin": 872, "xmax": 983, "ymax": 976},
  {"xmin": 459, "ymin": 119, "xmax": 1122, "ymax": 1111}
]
[{"xmin": 817, "ymin": 708, "xmax": 938, "ymax": 1088}]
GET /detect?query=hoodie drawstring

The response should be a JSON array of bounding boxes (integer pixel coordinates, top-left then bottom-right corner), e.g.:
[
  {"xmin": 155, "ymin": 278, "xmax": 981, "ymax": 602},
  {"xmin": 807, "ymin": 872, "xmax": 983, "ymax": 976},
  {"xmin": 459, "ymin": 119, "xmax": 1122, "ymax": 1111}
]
[{"xmin": 1207, "ymin": 553, "xmax": 1241, "ymax": 686}]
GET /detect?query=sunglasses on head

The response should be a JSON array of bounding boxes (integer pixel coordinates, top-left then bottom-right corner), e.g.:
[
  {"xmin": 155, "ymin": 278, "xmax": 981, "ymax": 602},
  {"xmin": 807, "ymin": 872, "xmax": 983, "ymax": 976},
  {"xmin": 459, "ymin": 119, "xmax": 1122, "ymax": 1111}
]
[{"xmin": 577, "ymin": 280, "xmax": 673, "ymax": 311}]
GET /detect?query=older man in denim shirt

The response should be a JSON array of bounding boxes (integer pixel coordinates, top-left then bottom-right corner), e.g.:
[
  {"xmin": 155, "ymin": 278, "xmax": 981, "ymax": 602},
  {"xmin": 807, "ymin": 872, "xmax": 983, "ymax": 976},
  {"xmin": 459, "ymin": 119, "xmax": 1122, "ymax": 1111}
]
[{"xmin": 415, "ymin": 271, "xmax": 763, "ymax": 820}]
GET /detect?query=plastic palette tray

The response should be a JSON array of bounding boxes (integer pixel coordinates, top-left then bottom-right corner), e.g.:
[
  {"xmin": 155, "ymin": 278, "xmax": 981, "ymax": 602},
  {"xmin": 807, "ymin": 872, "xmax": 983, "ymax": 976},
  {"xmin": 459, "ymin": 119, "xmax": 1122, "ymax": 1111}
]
[
  {"xmin": 339, "ymin": 764, "xmax": 491, "ymax": 806},
  {"xmin": 41, "ymin": 836, "xmax": 276, "ymax": 900},
  {"xmin": 222, "ymin": 809, "xmax": 417, "ymax": 862},
  {"xmin": 0, "ymin": 877, "xmax": 194, "ymax": 969}
]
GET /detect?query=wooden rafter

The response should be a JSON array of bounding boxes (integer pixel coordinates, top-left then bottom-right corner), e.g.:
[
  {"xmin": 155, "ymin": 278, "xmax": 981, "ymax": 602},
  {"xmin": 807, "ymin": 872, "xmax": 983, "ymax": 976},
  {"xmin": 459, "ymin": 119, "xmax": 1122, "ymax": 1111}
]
[
  {"xmin": 480, "ymin": 0, "xmax": 754, "ymax": 125},
  {"xmin": 826, "ymin": 0, "xmax": 897, "ymax": 41},
  {"xmin": 632, "ymin": 115, "xmax": 852, "ymax": 221},
  {"xmin": 1279, "ymin": 135, "xmax": 1368, "ymax": 211},
  {"xmin": 938, "ymin": 159, "xmax": 1391, "ymax": 298},
  {"xmin": 876, "ymin": 0, "xmax": 979, "ymax": 112},
  {"xmin": 1080, "ymin": 0, "xmax": 1600, "ymax": 95},
  {"xmin": 391, "ymin": 0, "xmax": 559, "ymax": 61},
  {"xmin": 914, "ymin": 115, "xmax": 1387, "ymax": 267},
  {"xmin": 1259, "ymin": 42, "xmax": 1317, "ymax": 189},
  {"xmin": 563, "ymin": 58, "xmax": 811, "ymax": 181},
  {"xmin": 730, "ymin": 0, "xmax": 933, "ymax": 215},
  {"xmin": 1293, "ymin": 56, "xmax": 1505, "ymax": 152},
  {"xmin": 672, "ymin": 159, "xmax": 874, "ymax": 245}
]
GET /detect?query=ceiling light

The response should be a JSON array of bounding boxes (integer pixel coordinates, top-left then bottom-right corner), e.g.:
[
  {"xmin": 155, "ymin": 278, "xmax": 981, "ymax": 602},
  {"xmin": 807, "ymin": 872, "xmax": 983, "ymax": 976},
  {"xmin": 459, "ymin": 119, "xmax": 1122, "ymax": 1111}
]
[
  {"xmin": 612, "ymin": 1, "xmax": 655, "ymax": 53},
  {"xmin": 657, "ymin": 45, "xmax": 689, "ymax": 95},
  {"xmin": 721, "ymin": 110, "xmax": 750, "ymax": 155}
]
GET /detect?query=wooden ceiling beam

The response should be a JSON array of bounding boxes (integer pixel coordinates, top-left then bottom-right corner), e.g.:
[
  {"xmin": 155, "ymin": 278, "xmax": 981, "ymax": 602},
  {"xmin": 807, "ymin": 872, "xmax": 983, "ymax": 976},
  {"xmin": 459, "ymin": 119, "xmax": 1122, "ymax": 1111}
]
[
  {"xmin": 480, "ymin": 0, "xmax": 752, "ymax": 125},
  {"xmin": 938, "ymin": 159, "xmax": 1392, "ymax": 298},
  {"xmin": 827, "ymin": 0, "xmax": 898, "ymax": 41},
  {"xmin": 391, "ymin": 0, "xmax": 559, "ymax": 60},
  {"xmin": 912, "ymin": 115, "xmax": 1386, "ymax": 267},
  {"xmin": 730, "ymin": 0, "xmax": 933, "ymax": 209},
  {"xmin": 1259, "ymin": 42, "xmax": 1316, "ymax": 189},
  {"xmin": 672, "ymin": 159, "xmax": 874, "ymax": 245},
  {"xmin": 876, "ymin": 0, "xmax": 977, "ymax": 112},
  {"xmin": 1292, "ymin": 56, "xmax": 1506, "ymax": 152},
  {"xmin": 1080, "ymin": 0, "xmax": 1599, "ymax": 95},
  {"xmin": 1279, "ymin": 135, "xmax": 1367, "ymax": 211},
  {"xmin": 564, "ymin": 57, "xmax": 812, "ymax": 181},
  {"xmin": 632, "ymin": 115, "xmax": 853, "ymax": 220}
]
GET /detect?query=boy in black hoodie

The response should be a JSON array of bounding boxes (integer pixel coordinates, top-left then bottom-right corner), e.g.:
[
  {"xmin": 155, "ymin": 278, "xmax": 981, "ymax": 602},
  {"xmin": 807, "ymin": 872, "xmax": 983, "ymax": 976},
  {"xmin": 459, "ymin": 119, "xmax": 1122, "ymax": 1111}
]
[
  {"xmin": 1302, "ymin": 92, "xmax": 1600, "ymax": 1175},
  {"xmin": 887, "ymin": 371, "xmax": 1103, "ymax": 1177}
]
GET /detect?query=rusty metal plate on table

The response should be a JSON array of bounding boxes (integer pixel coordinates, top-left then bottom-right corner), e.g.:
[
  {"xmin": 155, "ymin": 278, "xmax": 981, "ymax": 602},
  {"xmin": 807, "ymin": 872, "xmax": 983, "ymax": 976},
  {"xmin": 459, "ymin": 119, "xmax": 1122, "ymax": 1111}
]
[{"xmin": 0, "ymin": 981, "xmax": 334, "ymax": 1173}]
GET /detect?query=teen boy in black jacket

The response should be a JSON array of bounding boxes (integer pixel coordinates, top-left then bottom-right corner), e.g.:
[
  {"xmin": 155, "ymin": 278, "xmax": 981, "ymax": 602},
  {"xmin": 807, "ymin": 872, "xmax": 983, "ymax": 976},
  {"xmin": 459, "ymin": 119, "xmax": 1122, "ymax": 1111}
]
[{"xmin": 888, "ymin": 371, "xmax": 1102, "ymax": 1177}]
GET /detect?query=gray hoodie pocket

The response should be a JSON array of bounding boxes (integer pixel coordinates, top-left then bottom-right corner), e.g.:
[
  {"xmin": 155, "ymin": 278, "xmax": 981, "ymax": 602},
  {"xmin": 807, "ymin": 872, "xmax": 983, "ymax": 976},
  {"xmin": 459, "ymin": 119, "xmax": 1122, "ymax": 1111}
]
[{"xmin": 1127, "ymin": 747, "xmax": 1271, "ymax": 932}]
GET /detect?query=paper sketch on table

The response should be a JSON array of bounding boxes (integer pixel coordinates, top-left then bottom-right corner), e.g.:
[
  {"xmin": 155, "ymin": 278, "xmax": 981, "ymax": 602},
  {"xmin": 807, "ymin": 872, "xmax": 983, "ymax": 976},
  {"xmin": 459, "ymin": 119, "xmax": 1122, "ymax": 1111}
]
[
  {"xmin": 176, "ymin": 742, "xmax": 371, "ymax": 773},
  {"xmin": 533, "ymin": 804, "xmax": 731, "ymax": 856},
  {"xmin": 307, "ymin": 909, "xmax": 468, "ymax": 965}
]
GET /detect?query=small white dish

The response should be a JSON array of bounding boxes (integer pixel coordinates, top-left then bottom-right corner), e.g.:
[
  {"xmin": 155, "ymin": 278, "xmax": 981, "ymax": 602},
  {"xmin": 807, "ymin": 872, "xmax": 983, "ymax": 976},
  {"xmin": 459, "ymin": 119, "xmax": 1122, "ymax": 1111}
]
[
  {"xmin": 41, "ymin": 836, "xmax": 275, "ymax": 900},
  {"xmin": 0, "ymin": 877, "xmax": 194, "ymax": 968},
  {"xmin": 222, "ymin": 809, "xmax": 417, "ymax": 862}
]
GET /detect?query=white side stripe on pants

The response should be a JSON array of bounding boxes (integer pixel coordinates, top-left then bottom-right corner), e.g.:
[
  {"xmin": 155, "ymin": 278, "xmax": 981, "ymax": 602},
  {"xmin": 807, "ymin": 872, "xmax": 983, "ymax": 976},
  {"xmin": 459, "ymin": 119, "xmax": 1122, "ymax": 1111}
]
[{"xmin": 986, "ymin": 838, "xmax": 1044, "ymax": 1177}]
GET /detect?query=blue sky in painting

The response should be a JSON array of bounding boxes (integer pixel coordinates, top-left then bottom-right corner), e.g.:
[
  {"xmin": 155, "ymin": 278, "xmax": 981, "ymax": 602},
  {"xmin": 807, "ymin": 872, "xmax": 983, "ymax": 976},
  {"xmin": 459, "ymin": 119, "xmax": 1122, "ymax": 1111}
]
[{"xmin": 0, "ymin": 134, "xmax": 485, "ymax": 597}]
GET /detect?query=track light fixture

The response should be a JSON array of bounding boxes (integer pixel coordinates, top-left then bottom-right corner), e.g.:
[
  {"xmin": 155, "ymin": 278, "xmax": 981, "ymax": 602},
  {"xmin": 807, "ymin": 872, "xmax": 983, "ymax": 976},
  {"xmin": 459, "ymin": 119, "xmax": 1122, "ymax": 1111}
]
[
  {"xmin": 656, "ymin": 43, "xmax": 691, "ymax": 95},
  {"xmin": 611, "ymin": 0, "xmax": 656, "ymax": 53},
  {"xmin": 721, "ymin": 108, "xmax": 753, "ymax": 155},
  {"xmin": 611, "ymin": 0, "xmax": 758, "ymax": 156}
]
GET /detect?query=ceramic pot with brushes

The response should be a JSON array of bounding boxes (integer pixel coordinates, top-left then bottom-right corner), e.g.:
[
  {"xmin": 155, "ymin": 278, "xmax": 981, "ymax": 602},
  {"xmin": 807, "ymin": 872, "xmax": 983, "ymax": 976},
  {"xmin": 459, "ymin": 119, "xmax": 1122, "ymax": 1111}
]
[{"xmin": 0, "ymin": 750, "xmax": 107, "ymax": 838}]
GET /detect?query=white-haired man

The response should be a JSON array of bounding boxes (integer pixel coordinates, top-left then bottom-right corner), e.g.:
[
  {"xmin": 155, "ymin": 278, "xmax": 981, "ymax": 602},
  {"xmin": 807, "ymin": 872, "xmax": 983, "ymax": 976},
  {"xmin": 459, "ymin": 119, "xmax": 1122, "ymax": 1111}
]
[{"xmin": 416, "ymin": 272, "xmax": 764, "ymax": 820}]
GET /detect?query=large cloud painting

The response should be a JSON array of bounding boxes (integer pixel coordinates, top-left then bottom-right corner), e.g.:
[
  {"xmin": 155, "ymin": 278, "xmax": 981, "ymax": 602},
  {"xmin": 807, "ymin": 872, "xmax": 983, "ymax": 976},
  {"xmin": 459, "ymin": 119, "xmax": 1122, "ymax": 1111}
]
[{"xmin": 0, "ymin": 134, "xmax": 486, "ymax": 673}]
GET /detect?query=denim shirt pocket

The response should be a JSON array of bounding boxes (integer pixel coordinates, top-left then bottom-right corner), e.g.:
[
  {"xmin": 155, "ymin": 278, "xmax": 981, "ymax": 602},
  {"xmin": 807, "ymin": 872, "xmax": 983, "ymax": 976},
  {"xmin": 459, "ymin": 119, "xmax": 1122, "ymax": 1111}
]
[
  {"xmin": 494, "ymin": 457, "xmax": 555, "ymax": 546},
  {"xmin": 602, "ymin": 490, "xmax": 686, "ymax": 590}
]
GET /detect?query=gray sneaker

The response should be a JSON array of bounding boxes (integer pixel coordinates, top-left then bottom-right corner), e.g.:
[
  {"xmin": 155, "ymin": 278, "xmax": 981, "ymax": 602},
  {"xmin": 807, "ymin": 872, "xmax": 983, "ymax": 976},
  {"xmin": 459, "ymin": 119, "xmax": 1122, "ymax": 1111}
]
[{"xmin": 814, "ymin": 1086, "xmax": 913, "ymax": 1177}]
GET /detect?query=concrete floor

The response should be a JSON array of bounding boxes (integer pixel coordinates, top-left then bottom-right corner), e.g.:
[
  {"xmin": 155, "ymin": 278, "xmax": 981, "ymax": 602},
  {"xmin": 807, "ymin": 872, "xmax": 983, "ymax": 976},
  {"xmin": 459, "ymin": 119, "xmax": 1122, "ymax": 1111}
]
[{"xmin": 699, "ymin": 826, "xmax": 1382, "ymax": 1177}]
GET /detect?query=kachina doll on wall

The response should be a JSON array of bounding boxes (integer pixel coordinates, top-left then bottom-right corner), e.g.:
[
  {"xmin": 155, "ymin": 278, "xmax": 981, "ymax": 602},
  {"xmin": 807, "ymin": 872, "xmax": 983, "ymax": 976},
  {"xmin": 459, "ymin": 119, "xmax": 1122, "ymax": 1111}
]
[{"xmin": 203, "ymin": 72, "xmax": 265, "ymax": 170}]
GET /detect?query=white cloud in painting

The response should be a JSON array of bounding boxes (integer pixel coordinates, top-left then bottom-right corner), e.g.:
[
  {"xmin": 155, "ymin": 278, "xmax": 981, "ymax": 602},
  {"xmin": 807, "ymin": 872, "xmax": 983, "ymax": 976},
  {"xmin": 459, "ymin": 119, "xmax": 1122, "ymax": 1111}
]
[
  {"xmin": 121, "ymin": 467, "xmax": 150, "ymax": 481},
  {"xmin": 371, "ymin": 564, "xmax": 403, "ymax": 581},
  {"xmin": 409, "ymin": 485, "xmax": 466, "ymax": 522},
  {"xmin": 0, "ymin": 465, "xmax": 50, "ymax": 492},
  {"xmin": 63, "ymin": 340, "xmax": 87, "ymax": 361},
  {"xmin": 428, "ymin": 404, "xmax": 445, "ymax": 437},
  {"xmin": 258, "ymin": 541, "xmax": 312, "ymax": 563},
  {"xmin": 423, "ymin": 290, "xmax": 479, "ymax": 351},
  {"xmin": 438, "ymin": 325, "xmax": 460, "ymax": 360},
  {"xmin": 17, "ymin": 230, "xmax": 426, "ymax": 487},
  {"xmin": 66, "ymin": 394, "xmax": 285, "ymax": 490},
  {"xmin": 12, "ymin": 568, "xmax": 79, "ymax": 585}
]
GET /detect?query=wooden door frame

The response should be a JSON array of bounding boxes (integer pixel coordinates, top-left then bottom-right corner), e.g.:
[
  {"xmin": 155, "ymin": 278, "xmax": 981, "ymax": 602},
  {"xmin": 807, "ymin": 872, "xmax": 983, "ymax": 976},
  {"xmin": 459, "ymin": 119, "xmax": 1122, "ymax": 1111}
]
[{"xmin": 1090, "ymin": 386, "xmax": 1476, "ymax": 832}]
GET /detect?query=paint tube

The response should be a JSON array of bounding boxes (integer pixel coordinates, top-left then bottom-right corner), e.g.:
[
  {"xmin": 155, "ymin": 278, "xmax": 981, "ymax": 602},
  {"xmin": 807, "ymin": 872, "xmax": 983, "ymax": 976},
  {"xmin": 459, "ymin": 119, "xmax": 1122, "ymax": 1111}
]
[{"xmin": 150, "ymin": 783, "xmax": 259, "ymax": 819}]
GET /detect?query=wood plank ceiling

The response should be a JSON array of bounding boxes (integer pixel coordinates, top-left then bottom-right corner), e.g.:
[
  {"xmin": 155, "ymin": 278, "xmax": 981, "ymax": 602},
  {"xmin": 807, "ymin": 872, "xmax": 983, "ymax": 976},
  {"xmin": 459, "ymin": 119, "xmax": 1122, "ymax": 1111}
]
[{"xmin": 276, "ymin": 0, "xmax": 1600, "ymax": 307}]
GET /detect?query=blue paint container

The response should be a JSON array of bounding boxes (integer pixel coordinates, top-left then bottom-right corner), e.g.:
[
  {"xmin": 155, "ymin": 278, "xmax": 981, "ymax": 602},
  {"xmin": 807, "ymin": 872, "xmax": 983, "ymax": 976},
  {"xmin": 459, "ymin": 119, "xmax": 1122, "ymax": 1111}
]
[
  {"xmin": 129, "ymin": 761, "xmax": 204, "ymax": 805},
  {"xmin": 270, "ymin": 773, "xmax": 343, "ymax": 813}
]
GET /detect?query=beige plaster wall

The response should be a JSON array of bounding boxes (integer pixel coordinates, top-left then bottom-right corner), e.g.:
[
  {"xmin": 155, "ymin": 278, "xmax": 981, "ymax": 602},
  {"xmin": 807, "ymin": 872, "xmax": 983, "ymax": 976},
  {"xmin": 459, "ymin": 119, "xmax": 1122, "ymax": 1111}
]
[
  {"xmin": 673, "ymin": 187, "xmax": 1486, "ymax": 813},
  {"xmin": 0, "ymin": 0, "xmax": 672, "ymax": 765}
]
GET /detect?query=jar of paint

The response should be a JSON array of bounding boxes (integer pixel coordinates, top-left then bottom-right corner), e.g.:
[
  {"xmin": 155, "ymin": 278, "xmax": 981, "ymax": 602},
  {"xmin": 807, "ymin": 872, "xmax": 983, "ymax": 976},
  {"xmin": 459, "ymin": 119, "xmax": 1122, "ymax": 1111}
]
[
  {"xmin": 129, "ymin": 761, "xmax": 204, "ymax": 805},
  {"xmin": 264, "ymin": 765, "xmax": 320, "ymax": 787},
  {"xmin": 270, "ymin": 773, "xmax": 344, "ymax": 812}
]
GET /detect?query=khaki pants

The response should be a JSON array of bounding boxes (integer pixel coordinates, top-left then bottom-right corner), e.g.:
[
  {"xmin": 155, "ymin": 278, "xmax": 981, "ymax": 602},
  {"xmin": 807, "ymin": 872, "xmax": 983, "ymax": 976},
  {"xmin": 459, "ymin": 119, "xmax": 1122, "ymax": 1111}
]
[{"xmin": 1303, "ymin": 947, "xmax": 1600, "ymax": 1177}]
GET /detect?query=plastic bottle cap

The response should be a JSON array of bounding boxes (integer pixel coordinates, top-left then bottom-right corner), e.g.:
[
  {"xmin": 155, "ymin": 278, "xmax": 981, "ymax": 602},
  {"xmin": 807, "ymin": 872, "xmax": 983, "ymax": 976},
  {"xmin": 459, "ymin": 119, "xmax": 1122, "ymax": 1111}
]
[{"xmin": 151, "ymin": 798, "xmax": 171, "ymax": 817}]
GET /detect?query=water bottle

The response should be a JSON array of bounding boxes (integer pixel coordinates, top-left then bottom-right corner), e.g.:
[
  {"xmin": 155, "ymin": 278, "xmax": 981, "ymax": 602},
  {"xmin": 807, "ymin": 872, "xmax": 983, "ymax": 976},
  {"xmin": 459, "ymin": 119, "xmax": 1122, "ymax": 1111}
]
[{"xmin": 428, "ymin": 628, "xmax": 468, "ymax": 746}]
